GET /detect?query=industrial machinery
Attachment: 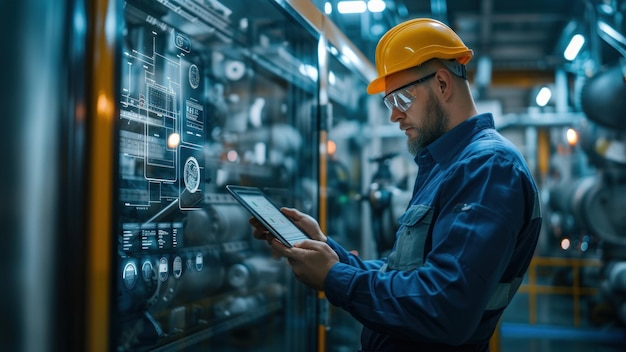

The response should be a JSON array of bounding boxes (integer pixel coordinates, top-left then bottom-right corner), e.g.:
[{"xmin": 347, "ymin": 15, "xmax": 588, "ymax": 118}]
[
  {"xmin": 533, "ymin": 0, "xmax": 626, "ymax": 328},
  {"xmin": 579, "ymin": 63, "xmax": 626, "ymax": 327},
  {"xmin": 546, "ymin": 62, "xmax": 626, "ymax": 327}
]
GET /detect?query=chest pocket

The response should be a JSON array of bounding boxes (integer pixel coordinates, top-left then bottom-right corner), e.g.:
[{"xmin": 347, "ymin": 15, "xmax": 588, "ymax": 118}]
[{"xmin": 385, "ymin": 204, "xmax": 434, "ymax": 271}]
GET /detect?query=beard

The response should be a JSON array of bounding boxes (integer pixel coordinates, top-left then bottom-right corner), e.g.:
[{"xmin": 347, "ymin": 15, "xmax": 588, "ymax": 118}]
[{"xmin": 407, "ymin": 88, "xmax": 447, "ymax": 155}]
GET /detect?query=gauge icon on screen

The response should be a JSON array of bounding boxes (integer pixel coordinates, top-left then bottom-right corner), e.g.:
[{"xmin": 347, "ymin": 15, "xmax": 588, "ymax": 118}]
[
  {"xmin": 189, "ymin": 64, "xmax": 200, "ymax": 89},
  {"xmin": 158, "ymin": 257, "xmax": 168, "ymax": 282},
  {"xmin": 183, "ymin": 156, "xmax": 200, "ymax": 193},
  {"xmin": 172, "ymin": 256, "xmax": 183, "ymax": 279},
  {"xmin": 123, "ymin": 262, "xmax": 137, "ymax": 289}
]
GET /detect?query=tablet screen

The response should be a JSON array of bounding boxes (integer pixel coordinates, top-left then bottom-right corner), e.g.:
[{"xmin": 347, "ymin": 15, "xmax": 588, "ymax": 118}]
[{"xmin": 226, "ymin": 185, "xmax": 309, "ymax": 247}]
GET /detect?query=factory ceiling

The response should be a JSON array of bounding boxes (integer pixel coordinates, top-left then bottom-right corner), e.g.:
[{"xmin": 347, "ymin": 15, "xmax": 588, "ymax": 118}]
[{"xmin": 316, "ymin": 0, "xmax": 625, "ymax": 114}]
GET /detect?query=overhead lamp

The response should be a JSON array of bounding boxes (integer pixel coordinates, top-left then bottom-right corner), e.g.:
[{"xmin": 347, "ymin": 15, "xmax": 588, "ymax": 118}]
[
  {"xmin": 535, "ymin": 86, "xmax": 552, "ymax": 107},
  {"xmin": 336, "ymin": 1, "xmax": 386, "ymax": 14},
  {"xmin": 563, "ymin": 34, "xmax": 585, "ymax": 61},
  {"xmin": 324, "ymin": 2, "xmax": 332, "ymax": 15},
  {"xmin": 337, "ymin": 1, "xmax": 367, "ymax": 14},
  {"xmin": 367, "ymin": 0, "xmax": 386, "ymax": 12}
]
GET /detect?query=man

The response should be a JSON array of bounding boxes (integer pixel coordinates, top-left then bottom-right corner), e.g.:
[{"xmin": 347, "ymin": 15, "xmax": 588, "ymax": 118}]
[{"xmin": 250, "ymin": 18, "xmax": 542, "ymax": 351}]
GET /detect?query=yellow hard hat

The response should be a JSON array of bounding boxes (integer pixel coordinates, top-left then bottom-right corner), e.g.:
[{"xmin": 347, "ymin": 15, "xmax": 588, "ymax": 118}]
[{"xmin": 367, "ymin": 18, "xmax": 474, "ymax": 95}]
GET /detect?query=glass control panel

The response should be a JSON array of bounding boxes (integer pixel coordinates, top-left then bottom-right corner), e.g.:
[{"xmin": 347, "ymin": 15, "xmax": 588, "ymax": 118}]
[{"xmin": 113, "ymin": 1, "xmax": 321, "ymax": 350}]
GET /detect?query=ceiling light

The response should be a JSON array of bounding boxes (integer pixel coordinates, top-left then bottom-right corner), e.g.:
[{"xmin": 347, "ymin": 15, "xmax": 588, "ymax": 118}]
[
  {"xmin": 535, "ymin": 87, "xmax": 552, "ymax": 107},
  {"xmin": 367, "ymin": 0, "xmax": 386, "ymax": 13},
  {"xmin": 564, "ymin": 34, "xmax": 585, "ymax": 61},
  {"xmin": 337, "ymin": 1, "xmax": 367, "ymax": 14},
  {"xmin": 324, "ymin": 2, "xmax": 332, "ymax": 15}
]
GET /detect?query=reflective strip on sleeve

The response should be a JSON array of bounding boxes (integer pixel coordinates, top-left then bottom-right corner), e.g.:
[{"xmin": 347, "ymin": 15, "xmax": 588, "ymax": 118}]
[
  {"xmin": 485, "ymin": 277, "xmax": 523, "ymax": 310},
  {"xmin": 532, "ymin": 191, "xmax": 541, "ymax": 220}
]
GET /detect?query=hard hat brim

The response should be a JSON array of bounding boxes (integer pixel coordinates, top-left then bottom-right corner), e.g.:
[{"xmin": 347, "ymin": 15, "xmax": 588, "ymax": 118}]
[{"xmin": 366, "ymin": 54, "xmax": 472, "ymax": 95}]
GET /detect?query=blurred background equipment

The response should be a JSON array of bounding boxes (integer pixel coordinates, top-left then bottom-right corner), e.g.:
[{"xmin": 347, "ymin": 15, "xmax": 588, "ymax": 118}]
[{"xmin": 4, "ymin": 0, "xmax": 626, "ymax": 351}]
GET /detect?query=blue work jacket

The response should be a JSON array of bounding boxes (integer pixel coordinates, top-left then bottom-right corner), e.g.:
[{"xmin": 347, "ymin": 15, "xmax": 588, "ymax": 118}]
[{"xmin": 324, "ymin": 113, "xmax": 542, "ymax": 351}]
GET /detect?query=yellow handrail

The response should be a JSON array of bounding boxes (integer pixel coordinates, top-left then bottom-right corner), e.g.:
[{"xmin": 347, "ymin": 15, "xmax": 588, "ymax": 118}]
[
  {"xmin": 522, "ymin": 256, "xmax": 602, "ymax": 326},
  {"xmin": 490, "ymin": 255, "xmax": 602, "ymax": 352}
]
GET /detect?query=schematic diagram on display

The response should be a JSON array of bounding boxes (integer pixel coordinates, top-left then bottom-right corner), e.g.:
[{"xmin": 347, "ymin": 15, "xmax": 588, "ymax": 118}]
[
  {"xmin": 110, "ymin": 1, "xmax": 331, "ymax": 351},
  {"xmin": 119, "ymin": 24, "xmax": 205, "ymax": 211}
]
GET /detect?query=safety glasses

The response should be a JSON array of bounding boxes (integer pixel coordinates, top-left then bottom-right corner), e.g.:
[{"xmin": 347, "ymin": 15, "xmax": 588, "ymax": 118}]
[{"xmin": 382, "ymin": 72, "xmax": 436, "ymax": 112}]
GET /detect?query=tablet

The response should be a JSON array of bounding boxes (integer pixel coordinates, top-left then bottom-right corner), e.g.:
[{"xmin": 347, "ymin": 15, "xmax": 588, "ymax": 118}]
[{"xmin": 226, "ymin": 185, "xmax": 309, "ymax": 247}]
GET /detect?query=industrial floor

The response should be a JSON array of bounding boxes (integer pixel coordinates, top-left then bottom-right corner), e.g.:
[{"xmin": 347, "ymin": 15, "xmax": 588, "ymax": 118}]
[
  {"xmin": 327, "ymin": 254, "xmax": 626, "ymax": 352},
  {"xmin": 498, "ymin": 295, "xmax": 626, "ymax": 352}
]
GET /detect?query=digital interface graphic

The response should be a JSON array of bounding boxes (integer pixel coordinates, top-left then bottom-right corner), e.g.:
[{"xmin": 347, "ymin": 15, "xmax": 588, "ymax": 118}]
[{"xmin": 119, "ymin": 21, "xmax": 204, "ymax": 211}]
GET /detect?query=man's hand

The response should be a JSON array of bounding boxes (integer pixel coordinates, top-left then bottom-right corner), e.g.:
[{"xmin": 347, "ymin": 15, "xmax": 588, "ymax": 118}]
[
  {"xmin": 249, "ymin": 207, "xmax": 336, "ymax": 289},
  {"xmin": 249, "ymin": 207, "xmax": 327, "ymax": 245},
  {"xmin": 270, "ymin": 239, "xmax": 339, "ymax": 291},
  {"xmin": 279, "ymin": 207, "xmax": 327, "ymax": 242}
]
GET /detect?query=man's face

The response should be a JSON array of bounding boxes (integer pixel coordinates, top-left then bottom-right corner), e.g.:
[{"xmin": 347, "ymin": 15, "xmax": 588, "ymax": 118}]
[
  {"xmin": 405, "ymin": 87, "xmax": 446, "ymax": 155},
  {"xmin": 385, "ymin": 69, "xmax": 448, "ymax": 155}
]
